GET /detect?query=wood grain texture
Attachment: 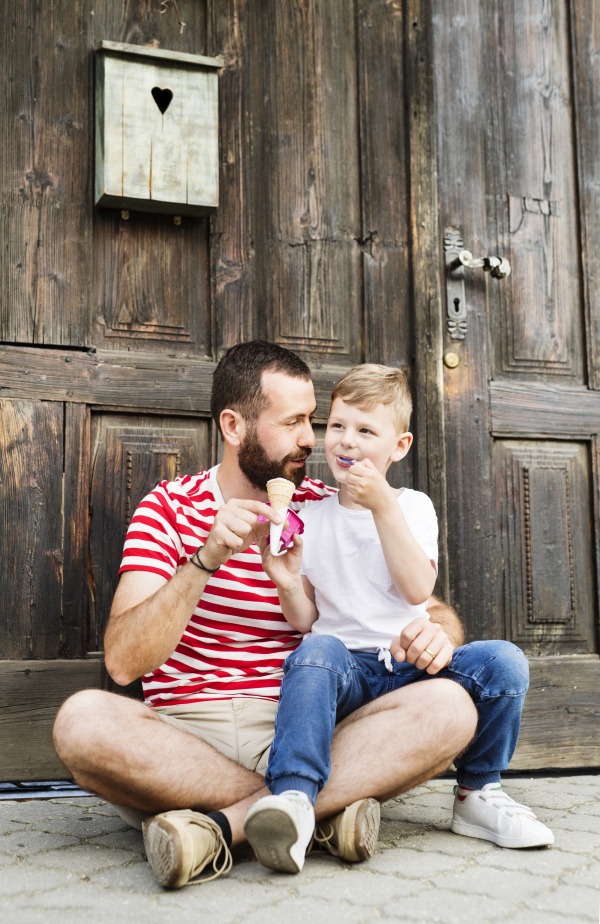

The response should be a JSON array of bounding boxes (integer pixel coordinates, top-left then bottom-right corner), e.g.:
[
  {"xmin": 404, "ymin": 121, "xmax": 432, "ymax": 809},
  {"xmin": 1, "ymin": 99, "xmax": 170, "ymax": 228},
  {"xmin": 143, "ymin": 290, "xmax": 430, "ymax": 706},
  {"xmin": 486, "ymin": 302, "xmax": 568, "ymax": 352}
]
[
  {"xmin": 491, "ymin": 380, "xmax": 600, "ymax": 438},
  {"xmin": 88, "ymin": 415, "xmax": 210, "ymax": 649},
  {"xmin": 208, "ymin": 0, "xmax": 256, "ymax": 356},
  {"xmin": 496, "ymin": 440, "xmax": 595, "ymax": 655},
  {"xmin": 0, "ymin": 346, "xmax": 339, "ymax": 420},
  {"xmin": 250, "ymin": 0, "xmax": 361, "ymax": 364},
  {"xmin": 61, "ymin": 404, "xmax": 91, "ymax": 658},
  {"xmin": 0, "ymin": 659, "xmax": 142, "ymax": 781},
  {"xmin": 92, "ymin": 210, "xmax": 211, "ymax": 354},
  {"xmin": 571, "ymin": 0, "xmax": 600, "ymax": 391},
  {"xmin": 358, "ymin": 0, "xmax": 412, "ymax": 370},
  {"xmin": 509, "ymin": 657, "xmax": 600, "ymax": 769},
  {"xmin": 0, "ymin": 400, "xmax": 63, "ymax": 659},
  {"xmin": 1, "ymin": 0, "xmax": 92, "ymax": 345},
  {"xmin": 496, "ymin": 0, "xmax": 584, "ymax": 381},
  {"xmin": 407, "ymin": 0, "xmax": 448, "ymax": 600}
]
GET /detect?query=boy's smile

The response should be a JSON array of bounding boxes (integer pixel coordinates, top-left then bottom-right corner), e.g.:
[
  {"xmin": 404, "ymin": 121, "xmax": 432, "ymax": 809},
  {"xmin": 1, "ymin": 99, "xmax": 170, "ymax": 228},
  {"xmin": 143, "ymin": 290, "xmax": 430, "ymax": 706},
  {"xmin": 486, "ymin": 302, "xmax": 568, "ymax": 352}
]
[{"xmin": 324, "ymin": 397, "xmax": 411, "ymax": 484}]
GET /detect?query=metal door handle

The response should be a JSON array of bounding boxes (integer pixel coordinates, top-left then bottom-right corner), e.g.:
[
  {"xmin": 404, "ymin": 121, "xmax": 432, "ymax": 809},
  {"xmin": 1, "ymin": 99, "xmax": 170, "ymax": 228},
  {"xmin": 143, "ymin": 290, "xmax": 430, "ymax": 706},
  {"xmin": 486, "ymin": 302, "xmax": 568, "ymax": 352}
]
[{"xmin": 443, "ymin": 227, "xmax": 511, "ymax": 342}]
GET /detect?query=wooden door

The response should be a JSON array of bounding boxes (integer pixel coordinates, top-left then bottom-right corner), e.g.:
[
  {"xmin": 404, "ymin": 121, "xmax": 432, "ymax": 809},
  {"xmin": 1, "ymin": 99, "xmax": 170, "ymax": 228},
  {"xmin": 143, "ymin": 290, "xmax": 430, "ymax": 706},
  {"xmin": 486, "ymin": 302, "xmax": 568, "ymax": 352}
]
[
  {"xmin": 434, "ymin": 0, "xmax": 600, "ymax": 766},
  {"xmin": 1, "ymin": 1, "xmax": 439, "ymax": 780}
]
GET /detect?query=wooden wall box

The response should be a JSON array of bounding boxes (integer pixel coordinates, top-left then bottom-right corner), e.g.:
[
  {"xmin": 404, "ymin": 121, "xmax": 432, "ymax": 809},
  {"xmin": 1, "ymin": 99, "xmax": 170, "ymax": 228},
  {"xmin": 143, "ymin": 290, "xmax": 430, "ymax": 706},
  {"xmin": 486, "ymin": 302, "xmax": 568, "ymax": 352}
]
[{"xmin": 95, "ymin": 41, "xmax": 222, "ymax": 216}]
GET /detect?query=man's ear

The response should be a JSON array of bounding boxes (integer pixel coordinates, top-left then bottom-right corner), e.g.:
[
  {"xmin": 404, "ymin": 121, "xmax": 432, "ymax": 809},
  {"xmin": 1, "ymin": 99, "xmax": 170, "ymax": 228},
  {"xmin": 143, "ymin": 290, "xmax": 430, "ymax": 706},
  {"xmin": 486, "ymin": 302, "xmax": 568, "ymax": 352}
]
[
  {"xmin": 220, "ymin": 409, "xmax": 246, "ymax": 448},
  {"xmin": 390, "ymin": 431, "xmax": 413, "ymax": 462}
]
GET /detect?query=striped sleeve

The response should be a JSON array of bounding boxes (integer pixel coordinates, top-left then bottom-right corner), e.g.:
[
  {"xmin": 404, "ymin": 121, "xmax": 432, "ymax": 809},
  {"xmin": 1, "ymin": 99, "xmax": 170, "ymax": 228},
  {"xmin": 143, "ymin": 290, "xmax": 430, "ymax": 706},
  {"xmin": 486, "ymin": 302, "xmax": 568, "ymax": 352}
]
[{"xmin": 119, "ymin": 480, "xmax": 186, "ymax": 580}]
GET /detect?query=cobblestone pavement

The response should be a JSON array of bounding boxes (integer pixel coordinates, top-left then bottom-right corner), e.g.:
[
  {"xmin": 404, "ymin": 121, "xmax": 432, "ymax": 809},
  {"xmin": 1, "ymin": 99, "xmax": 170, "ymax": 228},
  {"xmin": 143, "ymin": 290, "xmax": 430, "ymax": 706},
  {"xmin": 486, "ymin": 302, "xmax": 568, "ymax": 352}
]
[{"xmin": 1, "ymin": 775, "xmax": 598, "ymax": 924}]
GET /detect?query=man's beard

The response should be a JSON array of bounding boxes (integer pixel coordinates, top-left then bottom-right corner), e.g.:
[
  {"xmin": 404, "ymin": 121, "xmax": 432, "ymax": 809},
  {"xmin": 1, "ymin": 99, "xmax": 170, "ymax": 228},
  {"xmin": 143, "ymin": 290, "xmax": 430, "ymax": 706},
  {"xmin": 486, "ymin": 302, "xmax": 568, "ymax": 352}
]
[{"xmin": 238, "ymin": 425, "xmax": 312, "ymax": 491}]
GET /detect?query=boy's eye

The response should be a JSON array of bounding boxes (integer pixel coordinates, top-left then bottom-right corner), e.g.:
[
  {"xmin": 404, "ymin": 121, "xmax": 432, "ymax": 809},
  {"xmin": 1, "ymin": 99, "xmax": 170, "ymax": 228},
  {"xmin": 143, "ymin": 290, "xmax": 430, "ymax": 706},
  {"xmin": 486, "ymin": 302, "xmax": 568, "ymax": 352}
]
[{"xmin": 359, "ymin": 428, "xmax": 372, "ymax": 434}]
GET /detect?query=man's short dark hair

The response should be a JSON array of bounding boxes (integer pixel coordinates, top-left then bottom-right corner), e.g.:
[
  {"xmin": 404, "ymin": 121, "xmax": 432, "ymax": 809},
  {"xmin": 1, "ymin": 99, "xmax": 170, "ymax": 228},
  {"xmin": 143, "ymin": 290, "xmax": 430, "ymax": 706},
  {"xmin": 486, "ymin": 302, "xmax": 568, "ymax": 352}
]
[{"xmin": 211, "ymin": 341, "xmax": 311, "ymax": 433}]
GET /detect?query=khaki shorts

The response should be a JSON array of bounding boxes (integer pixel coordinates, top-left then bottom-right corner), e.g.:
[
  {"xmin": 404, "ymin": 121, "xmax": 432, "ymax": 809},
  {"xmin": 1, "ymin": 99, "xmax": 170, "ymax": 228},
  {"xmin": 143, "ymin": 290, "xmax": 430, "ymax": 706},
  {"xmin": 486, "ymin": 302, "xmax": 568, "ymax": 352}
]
[{"xmin": 113, "ymin": 698, "xmax": 278, "ymax": 830}]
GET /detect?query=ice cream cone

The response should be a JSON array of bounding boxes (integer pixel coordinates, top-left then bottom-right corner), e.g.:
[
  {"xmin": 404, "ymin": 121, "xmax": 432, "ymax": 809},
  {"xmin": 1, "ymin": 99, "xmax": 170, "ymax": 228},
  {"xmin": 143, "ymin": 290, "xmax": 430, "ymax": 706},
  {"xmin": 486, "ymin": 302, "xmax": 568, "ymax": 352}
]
[{"xmin": 266, "ymin": 477, "xmax": 295, "ymax": 512}]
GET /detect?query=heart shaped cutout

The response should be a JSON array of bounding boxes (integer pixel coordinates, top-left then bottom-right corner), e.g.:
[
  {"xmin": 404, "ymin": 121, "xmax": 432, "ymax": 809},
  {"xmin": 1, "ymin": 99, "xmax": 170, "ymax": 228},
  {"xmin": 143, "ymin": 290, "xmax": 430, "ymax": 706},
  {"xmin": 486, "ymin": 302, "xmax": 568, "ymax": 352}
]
[{"xmin": 151, "ymin": 87, "xmax": 173, "ymax": 115}]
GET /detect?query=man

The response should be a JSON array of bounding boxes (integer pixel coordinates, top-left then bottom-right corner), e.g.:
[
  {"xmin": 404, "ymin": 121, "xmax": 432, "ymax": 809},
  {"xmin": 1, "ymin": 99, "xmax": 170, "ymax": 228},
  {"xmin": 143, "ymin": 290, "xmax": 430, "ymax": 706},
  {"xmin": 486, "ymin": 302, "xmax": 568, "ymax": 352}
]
[{"xmin": 53, "ymin": 341, "xmax": 543, "ymax": 890}]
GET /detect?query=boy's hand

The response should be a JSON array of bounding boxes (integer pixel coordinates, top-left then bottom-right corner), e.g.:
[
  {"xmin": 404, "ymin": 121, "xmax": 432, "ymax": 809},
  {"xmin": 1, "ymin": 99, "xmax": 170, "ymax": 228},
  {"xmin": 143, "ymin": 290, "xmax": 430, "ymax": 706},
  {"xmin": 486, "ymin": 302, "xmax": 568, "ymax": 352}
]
[
  {"xmin": 389, "ymin": 617, "xmax": 453, "ymax": 675},
  {"xmin": 345, "ymin": 458, "xmax": 395, "ymax": 512},
  {"xmin": 258, "ymin": 530, "xmax": 304, "ymax": 593}
]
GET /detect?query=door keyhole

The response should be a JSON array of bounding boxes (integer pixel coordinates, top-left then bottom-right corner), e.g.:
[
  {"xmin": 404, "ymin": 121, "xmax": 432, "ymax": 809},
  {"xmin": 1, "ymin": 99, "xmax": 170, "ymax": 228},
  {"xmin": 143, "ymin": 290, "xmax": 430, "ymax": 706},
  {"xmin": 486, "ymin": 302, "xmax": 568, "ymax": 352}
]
[
  {"xmin": 151, "ymin": 87, "xmax": 173, "ymax": 115},
  {"xmin": 452, "ymin": 297, "xmax": 461, "ymax": 317}
]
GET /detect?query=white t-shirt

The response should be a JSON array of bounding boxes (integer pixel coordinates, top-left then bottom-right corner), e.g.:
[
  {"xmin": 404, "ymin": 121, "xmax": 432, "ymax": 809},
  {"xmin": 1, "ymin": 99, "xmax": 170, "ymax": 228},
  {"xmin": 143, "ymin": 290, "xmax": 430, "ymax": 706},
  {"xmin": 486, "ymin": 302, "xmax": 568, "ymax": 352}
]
[{"xmin": 299, "ymin": 489, "xmax": 438, "ymax": 651}]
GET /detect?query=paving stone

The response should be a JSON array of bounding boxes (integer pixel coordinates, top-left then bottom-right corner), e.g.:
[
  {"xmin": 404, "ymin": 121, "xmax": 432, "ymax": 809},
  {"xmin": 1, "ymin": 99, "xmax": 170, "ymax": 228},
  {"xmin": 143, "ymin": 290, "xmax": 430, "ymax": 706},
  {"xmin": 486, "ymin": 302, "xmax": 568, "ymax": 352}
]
[
  {"xmin": 13, "ymin": 881, "xmax": 157, "ymax": 912},
  {"xmin": 88, "ymin": 828, "xmax": 144, "ymax": 850},
  {"xmin": 393, "ymin": 830, "xmax": 496, "ymax": 857},
  {"xmin": 0, "ymin": 854, "xmax": 19, "ymax": 869},
  {"xmin": 507, "ymin": 790, "xmax": 594, "ymax": 810},
  {"xmin": 362, "ymin": 847, "xmax": 465, "ymax": 877},
  {"xmin": 1, "ymin": 804, "xmax": 83, "ymax": 824},
  {"xmin": 379, "ymin": 817, "xmax": 434, "ymax": 843},
  {"xmin": 381, "ymin": 888, "xmax": 516, "ymax": 923},
  {"xmin": 548, "ymin": 828, "xmax": 600, "ymax": 856},
  {"xmin": 382, "ymin": 802, "xmax": 452, "ymax": 827},
  {"xmin": 0, "ymin": 831, "xmax": 80, "ymax": 856},
  {"xmin": 570, "ymin": 802, "xmax": 600, "ymax": 817},
  {"xmin": 156, "ymin": 877, "xmax": 294, "ymax": 918},
  {"xmin": 0, "ymin": 814, "xmax": 28, "ymax": 835},
  {"xmin": 241, "ymin": 897, "xmax": 374, "ymax": 924},
  {"xmin": 525, "ymin": 884, "xmax": 600, "ymax": 920},
  {"xmin": 90, "ymin": 859, "xmax": 162, "ymax": 892},
  {"xmin": 475, "ymin": 847, "xmax": 587, "ymax": 875},
  {"xmin": 562, "ymin": 863, "xmax": 600, "ymax": 888},
  {"xmin": 296, "ymin": 869, "xmax": 423, "ymax": 903},
  {"xmin": 502, "ymin": 912, "xmax": 590, "ymax": 924},
  {"xmin": 395, "ymin": 793, "xmax": 455, "ymax": 810},
  {"xmin": 432, "ymin": 866, "xmax": 553, "ymax": 900},
  {"xmin": 0, "ymin": 864, "xmax": 79, "ymax": 896},
  {"xmin": 31, "ymin": 844, "xmax": 142, "ymax": 873},
  {"xmin": 227, "ymin": 851, "xmax": 342, "ymax": 883},
  {"xmin": 32, "ymin": 814, "xmax": 130, "ymax": 837},
  {"xmin": 551, "ymin": 814, "xmax": 600, "ymax": 835}
]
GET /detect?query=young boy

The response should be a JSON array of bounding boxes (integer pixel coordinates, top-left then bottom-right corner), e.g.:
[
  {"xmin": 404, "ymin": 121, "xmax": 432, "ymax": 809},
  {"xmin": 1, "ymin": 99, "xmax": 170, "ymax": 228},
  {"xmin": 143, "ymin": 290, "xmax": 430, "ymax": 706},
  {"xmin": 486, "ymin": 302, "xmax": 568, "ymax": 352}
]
[{"xmin": 243, "ymin": 364, "xmax": 553, "ymax": 873}]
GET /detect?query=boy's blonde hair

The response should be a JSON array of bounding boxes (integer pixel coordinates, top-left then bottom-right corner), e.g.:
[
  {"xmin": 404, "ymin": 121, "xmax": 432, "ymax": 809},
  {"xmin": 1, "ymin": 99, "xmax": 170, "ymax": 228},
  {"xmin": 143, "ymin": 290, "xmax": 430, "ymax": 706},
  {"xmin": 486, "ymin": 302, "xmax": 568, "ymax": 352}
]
[{"xmin": 331, "ymin": 364, "xmax": 412, "ymax": 434}]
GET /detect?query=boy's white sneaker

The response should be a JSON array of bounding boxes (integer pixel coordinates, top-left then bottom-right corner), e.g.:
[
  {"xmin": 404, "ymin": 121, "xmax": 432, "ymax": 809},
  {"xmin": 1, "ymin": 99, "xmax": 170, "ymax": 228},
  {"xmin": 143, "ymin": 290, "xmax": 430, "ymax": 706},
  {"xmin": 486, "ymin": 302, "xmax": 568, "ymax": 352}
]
[
  {"xmin": 244, "ymin": 791, "xmax": 315, "ymax": 873},
  {"xmin": 451, "ymin": 783, "xmax": 554, "ymax": 848}
]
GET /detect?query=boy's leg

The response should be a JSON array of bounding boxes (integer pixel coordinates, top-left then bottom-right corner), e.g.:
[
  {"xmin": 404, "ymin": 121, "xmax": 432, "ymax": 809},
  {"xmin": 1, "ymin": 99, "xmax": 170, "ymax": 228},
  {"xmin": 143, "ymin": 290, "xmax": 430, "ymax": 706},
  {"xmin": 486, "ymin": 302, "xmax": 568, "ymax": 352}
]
[
  {"xmin": 431, "ymin": 640, "xmax": 554, "ymax": 848},
  {"xmin": 264, "ymin": 634, "xmax": 375, "ymax": 802}
]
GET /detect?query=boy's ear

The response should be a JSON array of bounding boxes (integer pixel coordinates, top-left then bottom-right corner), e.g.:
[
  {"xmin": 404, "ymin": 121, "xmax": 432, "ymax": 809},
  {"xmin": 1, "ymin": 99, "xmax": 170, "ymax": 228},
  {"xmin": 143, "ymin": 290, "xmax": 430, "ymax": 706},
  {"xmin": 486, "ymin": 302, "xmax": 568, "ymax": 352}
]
[{"xmin": 390, "ymin": 431, "xmax": 413, "ymax": 462}]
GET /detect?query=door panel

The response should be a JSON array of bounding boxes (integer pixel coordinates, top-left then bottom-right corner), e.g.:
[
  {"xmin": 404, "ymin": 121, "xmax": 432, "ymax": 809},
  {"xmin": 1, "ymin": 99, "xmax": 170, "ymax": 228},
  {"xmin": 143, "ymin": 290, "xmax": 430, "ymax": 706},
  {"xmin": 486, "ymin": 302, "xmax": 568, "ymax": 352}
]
[
  {"xmin": 436, "ymin": 0, "xmax": 600, "ymax": 765},
  {"xmin": 88, "ymin": 415, "xmax": 211, "ymax": 651}
]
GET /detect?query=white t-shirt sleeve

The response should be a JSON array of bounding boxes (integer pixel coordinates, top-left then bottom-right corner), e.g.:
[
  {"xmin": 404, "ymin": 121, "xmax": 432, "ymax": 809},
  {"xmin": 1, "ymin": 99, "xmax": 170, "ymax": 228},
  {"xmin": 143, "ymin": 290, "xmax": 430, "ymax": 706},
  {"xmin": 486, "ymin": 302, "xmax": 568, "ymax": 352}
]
[{"xmin": 400, "ymin": 490, "xmax": 438, "ymax": 573}]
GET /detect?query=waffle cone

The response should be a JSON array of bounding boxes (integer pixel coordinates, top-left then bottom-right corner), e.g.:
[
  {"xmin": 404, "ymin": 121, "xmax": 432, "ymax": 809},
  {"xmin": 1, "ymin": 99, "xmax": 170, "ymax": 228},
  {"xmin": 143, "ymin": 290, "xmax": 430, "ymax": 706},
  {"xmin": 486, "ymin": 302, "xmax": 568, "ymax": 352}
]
[{"xmin": 267, "ymin": 478, "xmax": 295, "ymax": 511}]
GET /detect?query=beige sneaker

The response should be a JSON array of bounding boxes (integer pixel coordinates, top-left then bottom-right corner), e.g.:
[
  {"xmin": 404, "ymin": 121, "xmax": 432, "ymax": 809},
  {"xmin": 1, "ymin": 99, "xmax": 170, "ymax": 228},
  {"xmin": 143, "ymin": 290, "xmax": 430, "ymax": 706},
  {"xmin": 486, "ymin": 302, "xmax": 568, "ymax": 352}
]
[
  {"xmin": 142, "ymin": 809, "xmax": 232, "ymax": 888},
  {"xmin": 311, "ymin": 798, "xmax": 380, "ymax": 862}
]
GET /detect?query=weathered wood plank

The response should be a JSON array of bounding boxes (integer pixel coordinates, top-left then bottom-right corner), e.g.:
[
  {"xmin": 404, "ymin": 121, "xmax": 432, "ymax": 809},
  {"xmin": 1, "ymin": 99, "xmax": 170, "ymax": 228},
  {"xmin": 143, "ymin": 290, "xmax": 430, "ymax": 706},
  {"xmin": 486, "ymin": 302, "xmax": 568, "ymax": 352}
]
[
  {"xmin": 252, "ymin": 0, "xmax": 361, "ymax": 365},
  {"xmin": 490, "ymin": 381, "xmax": 600, "ymax": 439},
  {"xmin": 61, "ymin": 404, "xmax": 90, "ymax": 659},
  {"xmin": 0, "ymin": 346, "xmax": 338, "ymax": 420},
  {"xmin": 0, "ymin": 659, "xmax": 142, "ymax": 782},
  {"xmin": 358, "ymin": 0, "xmax": 412, "ymax": 370},
  {"xmin": 92, "ymin": 0, "xmax": 208, "ymax": 57},
  {"xmin": 1, "ymin": 0, "xmax": 92, "ymax": 345},
  {"xmin": 406, "ymin": 0, "xmax": 448, "ymax": 600},
  {"xmin": 0, "ymin": 400, "xmax": 63, "ymax": 659},
  {"xmin": 97, "ymin": 40, "xmax": 223, "ymax": 69},
  {"xmin": 208, "ymin": 0, "xmax": 256, "ymax": 355},
  {"xmin": 571, "ymin": 0, "xmax": 600, "ymax": 391},
  {"xmin": 510, "ymin": 656, "xmax": 600, "ymax": 770}
]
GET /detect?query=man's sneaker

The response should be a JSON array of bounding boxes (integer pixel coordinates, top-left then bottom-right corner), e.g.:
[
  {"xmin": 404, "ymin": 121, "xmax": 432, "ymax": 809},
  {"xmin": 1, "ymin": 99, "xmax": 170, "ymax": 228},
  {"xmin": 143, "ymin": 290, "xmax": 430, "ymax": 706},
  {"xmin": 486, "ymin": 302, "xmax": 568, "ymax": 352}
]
[
  {"xmin": 451, "ymin": 783, "xmax": 555, "ymax": 849},
  {"xmin": 243, "ymin": 791, "xmax": 315, "ymax": 873},
  {"xmin": 142, "ymin": 809, "xmax": 232, "ymax": 887},
  {"xmin": 311, "ymin": 798, "xmax": 380, "ymax": 862}
]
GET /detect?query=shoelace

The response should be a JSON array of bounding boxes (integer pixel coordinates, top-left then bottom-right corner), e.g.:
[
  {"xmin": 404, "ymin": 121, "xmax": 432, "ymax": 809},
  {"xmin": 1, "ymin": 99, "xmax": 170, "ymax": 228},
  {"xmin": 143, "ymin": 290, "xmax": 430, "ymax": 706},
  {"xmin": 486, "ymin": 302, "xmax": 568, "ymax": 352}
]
[
  {"xmin": 309, "ymin": 819, "xmax": 340, "ymax": 856},
  {"xmin": 475, "ymin": 789, "xmax": 538, "ymax": 820},
  {"xmin": 188, "ymin": 816, "xmax": 233, "ymax": 884}
]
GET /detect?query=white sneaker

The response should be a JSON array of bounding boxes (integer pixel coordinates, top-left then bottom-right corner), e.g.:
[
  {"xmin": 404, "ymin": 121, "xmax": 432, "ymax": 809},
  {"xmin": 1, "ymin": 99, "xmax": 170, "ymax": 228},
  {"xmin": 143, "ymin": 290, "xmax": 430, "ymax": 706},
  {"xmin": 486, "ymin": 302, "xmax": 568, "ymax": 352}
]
[
  {"xmin": 451, "ymin": 783, "xmax": 555, "ymax": 848},
  {"xmin": 243, "ymin": 791, "xmax": 315, "ymax": 873}
]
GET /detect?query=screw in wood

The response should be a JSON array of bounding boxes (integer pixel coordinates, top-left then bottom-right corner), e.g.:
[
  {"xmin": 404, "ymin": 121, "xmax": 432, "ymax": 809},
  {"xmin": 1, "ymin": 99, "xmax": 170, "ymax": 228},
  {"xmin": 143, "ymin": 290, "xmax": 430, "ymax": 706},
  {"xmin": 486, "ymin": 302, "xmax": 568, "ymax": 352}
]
[
  {"xmin": 444, "ymin": 352, "xmax": 460, "ymax": 369},
  {"xmin": 174, "ymin": 215, "xmax": 182, "ymax": 225},
  {"xmin": 121, "ymin": 210, "xmax": 130, "ymax": 221}
]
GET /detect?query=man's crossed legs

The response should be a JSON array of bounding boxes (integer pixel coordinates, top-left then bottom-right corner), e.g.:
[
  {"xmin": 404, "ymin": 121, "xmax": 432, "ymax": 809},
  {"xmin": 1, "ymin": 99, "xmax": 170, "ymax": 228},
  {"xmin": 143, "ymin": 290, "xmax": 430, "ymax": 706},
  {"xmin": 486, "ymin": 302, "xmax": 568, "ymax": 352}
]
[{"xmin": 54, "ymin": 672, "xmax": 476, "ymax": 885}]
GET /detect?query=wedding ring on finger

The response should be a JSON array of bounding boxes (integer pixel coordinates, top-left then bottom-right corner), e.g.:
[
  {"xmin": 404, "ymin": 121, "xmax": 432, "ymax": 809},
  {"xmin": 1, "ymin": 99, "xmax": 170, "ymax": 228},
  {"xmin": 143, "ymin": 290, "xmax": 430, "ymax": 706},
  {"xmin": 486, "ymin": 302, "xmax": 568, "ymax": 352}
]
[{"xmin": 424, "ymin": 647, "xmax": 436, "ymax": 658}]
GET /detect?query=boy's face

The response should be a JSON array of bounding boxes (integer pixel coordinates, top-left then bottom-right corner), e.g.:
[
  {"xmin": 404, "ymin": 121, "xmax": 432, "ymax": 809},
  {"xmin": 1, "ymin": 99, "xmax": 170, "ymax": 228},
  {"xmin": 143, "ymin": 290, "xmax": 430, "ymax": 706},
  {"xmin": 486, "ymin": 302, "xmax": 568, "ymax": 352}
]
[{"xmin": 324, "ymin": 397, "xmax": 411, "ymax": 484}]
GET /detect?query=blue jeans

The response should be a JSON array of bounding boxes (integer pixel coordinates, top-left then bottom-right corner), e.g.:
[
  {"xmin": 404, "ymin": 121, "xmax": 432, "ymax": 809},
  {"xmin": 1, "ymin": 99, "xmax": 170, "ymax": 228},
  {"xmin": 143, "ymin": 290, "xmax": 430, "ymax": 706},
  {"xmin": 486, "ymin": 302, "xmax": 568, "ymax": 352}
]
[{"xmin": 265, "ymin": 635, "xmax": 529, "ymax": 804}]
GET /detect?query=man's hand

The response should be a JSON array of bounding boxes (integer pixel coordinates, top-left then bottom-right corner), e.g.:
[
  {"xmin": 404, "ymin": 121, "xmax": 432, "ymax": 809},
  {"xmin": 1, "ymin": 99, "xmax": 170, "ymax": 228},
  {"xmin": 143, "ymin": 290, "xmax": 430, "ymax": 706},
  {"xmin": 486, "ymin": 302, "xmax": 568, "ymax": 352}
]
[
  {"xmin": 389, "ymin": 616, "xmax": 454, "ymax": 675},
  {"xmin": 258, "ymin": 531, "xmax": 303, "ymax": 593},
  {"xmin": 344, "ymin": 458, "xmax": 396, "ymax": 512},
  {"xmin": 201, "ymin": 499, "xmax": 283, "ymax": 570}
]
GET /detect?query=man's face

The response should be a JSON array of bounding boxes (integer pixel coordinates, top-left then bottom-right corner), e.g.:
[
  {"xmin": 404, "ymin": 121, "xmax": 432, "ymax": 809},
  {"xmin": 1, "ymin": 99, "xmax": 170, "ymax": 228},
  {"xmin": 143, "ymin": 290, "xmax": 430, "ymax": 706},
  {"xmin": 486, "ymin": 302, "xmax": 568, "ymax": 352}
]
[{"xmin": 238, "ymin": 371, "xmax": 317, "ymax": 490}]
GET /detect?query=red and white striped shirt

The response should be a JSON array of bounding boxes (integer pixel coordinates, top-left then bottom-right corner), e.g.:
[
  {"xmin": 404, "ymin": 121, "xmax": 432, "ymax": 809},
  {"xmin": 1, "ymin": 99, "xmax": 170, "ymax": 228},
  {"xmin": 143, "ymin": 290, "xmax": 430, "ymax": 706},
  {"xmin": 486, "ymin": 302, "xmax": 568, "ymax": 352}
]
[{"xmin": 119, "ymin": 466, "xmax": 336, "ymax": 706}]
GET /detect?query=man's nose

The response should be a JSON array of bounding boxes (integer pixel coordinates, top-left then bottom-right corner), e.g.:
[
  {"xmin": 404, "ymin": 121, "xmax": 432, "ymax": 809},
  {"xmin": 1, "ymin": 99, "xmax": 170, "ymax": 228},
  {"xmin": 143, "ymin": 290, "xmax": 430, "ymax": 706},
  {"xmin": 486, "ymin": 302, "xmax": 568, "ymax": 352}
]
[{"xmin": 299, "ymin": 420, "xmax": 317, "ymax": 448}]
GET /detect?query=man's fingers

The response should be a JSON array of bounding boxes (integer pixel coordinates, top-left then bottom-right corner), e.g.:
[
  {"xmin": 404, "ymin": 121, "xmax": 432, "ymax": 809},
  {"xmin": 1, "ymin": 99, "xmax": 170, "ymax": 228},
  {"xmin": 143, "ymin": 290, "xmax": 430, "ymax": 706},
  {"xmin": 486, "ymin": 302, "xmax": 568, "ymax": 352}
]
[{"xmin": 228, "ymin": 499, "xmax": 283, "ymax": 524}]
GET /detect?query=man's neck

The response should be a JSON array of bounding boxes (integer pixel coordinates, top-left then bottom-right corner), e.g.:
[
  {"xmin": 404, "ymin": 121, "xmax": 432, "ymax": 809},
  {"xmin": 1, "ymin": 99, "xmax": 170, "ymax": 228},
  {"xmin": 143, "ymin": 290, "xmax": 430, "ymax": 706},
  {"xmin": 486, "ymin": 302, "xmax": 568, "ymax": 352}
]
[{"xmin": 215, "ymin": 452, "xmax": 268, "ymax": 504}]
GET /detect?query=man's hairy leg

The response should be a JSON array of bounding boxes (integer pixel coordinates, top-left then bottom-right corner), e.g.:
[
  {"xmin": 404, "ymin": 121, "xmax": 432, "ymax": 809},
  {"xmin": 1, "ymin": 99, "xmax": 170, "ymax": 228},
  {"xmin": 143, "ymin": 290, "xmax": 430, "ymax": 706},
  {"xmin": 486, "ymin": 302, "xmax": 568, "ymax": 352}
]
[
  {"xmin": 53, "ymin": 690, "xmax": 265, "ymax": 822},
  {"xmin": 219, "ymin": 677, "xmax": 478, "ymax": 842}
]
